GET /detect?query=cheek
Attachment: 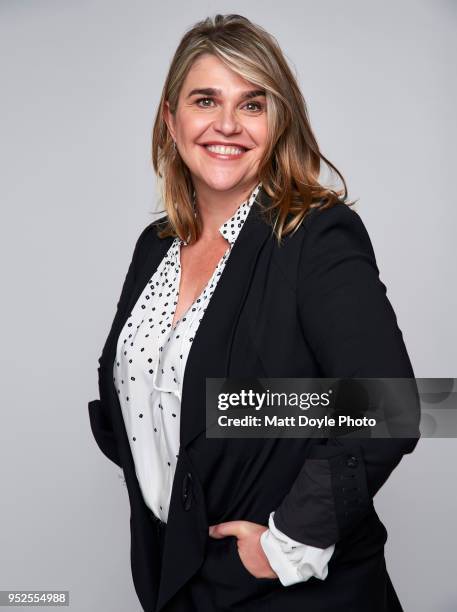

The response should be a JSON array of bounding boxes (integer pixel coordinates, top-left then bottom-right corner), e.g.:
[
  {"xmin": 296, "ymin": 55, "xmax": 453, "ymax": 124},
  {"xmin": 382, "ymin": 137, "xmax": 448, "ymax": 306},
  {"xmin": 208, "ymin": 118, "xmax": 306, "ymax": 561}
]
[
  {"xmin": 176, "ymin": 113, "xmax": 209, "ymax": 143},
  {"xmin": 248, "ymin": 120, "xmax": 268, "ymax": 151}
]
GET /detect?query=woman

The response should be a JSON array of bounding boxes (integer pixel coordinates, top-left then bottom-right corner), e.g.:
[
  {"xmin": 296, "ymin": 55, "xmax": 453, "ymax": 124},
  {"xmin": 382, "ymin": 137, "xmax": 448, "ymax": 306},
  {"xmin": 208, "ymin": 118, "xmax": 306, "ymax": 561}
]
[{"xmin": 89, "ymin": 13, "xmax": 419, "ymax": 612}]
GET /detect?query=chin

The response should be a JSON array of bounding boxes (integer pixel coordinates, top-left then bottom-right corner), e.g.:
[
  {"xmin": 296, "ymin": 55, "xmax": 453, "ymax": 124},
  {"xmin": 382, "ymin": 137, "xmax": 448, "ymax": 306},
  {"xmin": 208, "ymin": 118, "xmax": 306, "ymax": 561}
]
[{"xmin": 196, "ymin": 172, "xmax": 253, "ymax": 194}]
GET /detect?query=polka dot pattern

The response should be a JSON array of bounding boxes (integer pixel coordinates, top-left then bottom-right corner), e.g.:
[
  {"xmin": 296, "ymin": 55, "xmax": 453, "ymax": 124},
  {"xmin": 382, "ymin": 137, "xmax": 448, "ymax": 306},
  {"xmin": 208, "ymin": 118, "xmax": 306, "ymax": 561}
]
[{"xmin": 113, "ymin": 183, "xmax": 262, "ymax": 522}]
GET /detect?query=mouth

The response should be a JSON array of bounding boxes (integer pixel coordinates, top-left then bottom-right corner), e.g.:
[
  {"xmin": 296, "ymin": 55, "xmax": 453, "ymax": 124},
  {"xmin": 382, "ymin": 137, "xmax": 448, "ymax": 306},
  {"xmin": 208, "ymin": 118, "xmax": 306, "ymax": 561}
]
[{"xmin": 200, "ymin": 143, "xmax": 250, "ymax": 160}]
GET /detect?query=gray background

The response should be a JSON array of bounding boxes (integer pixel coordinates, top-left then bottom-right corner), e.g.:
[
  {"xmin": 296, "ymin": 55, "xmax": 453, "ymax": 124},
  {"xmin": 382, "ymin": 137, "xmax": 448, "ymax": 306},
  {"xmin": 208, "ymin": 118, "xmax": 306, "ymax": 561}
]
[{"xmin": 0, "ymin": 1, "xmax": 455, "ymax": 610}]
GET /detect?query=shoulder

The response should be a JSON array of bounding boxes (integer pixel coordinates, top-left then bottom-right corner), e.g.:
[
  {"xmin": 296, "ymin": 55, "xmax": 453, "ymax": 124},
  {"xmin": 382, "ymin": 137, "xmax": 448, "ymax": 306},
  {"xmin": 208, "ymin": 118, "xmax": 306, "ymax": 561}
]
[
  {"xmin": 134, "ymin": 213, "xmax": 169, "ymax": 248},
  {"xmin": 128, "ymin": 213, "xmax": 170, "ymax": 270},
  {"xmin": 297, "ymin": 201, "xmax": 376, "ymax": 262},
  {"xmin": 301, "ymin": 200, "xmax": 366, "ymax": 234}
]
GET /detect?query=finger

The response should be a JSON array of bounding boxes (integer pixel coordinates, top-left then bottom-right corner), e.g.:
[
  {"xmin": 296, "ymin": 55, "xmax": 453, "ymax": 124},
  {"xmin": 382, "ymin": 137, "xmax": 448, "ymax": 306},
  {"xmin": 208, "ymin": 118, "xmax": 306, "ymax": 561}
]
[{"xmin": 208, "ymin": 520, "xmax": 245, "ymax": 538}]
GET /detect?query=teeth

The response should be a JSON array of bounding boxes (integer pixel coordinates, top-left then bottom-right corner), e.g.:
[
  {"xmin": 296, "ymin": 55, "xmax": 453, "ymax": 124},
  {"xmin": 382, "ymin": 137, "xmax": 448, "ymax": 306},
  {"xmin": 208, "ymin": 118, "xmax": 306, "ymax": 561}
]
[{"xmin": 205, "ymin": 145, "xmax": 245, "ymax": 155}]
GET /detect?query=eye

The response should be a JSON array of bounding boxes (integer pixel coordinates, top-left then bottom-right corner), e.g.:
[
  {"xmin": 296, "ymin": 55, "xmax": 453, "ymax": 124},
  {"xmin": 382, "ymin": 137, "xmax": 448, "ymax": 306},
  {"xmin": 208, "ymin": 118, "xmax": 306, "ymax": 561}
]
[
  {"xmin": 195, "ymin": 97, "xmax": 215, "ymax": 108},
  {"xmin": 243, "ymin": 101, "xmax": 264, "ymax": 112}
]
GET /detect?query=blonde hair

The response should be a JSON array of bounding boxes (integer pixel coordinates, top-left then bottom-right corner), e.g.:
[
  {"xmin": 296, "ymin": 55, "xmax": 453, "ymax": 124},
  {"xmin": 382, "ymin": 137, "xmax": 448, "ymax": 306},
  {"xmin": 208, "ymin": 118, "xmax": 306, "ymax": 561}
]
[{"xmin": 152, "ymin": 13, "xmax": 356, "ymax": 245}]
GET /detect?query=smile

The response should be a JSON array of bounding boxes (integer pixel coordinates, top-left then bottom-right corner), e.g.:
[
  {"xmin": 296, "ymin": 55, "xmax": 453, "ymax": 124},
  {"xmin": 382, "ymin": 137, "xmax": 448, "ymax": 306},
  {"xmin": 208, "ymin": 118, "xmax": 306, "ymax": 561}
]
[{"xmin": 201, "ymin": 144, "xmax": 248, "ymax": 160}]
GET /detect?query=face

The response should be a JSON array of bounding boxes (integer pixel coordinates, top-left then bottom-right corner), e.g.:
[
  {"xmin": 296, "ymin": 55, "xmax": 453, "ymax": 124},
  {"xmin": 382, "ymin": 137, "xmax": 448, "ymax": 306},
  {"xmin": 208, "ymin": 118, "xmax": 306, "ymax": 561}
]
[{"xmin": 164, "ymin": 53, "xmax": 268, "ymax": 200}]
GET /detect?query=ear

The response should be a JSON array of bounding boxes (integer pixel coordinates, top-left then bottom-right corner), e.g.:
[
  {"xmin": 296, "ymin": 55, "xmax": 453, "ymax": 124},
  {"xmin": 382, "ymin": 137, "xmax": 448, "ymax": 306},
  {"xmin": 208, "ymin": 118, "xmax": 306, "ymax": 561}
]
[{"xmin": 163, "ymin": 100, "xmax": 177, "ymax": 142}]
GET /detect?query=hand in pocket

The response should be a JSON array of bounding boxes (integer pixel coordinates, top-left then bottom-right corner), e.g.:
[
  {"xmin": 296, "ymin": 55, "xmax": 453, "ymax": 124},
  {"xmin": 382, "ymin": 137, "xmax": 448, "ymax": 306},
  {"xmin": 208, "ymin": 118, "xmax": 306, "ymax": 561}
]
[{"xmin": 209, "ymin": 519, "xmax": 278, "ymax": 579}]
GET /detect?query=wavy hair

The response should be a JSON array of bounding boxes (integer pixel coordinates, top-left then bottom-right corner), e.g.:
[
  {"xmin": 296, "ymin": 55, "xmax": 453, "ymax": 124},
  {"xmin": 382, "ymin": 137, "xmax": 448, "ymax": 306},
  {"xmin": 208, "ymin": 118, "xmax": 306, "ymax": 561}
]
[{"xmin": 152, "ymin": 13, "xmax": 357, "ymax": 245}]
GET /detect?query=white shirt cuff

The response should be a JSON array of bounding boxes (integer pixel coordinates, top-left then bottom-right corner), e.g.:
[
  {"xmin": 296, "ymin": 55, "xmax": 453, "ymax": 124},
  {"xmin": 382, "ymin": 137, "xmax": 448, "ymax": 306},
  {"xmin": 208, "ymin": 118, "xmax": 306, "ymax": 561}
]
[{"xmin": 259, "ymin": 511, "xmax": 335, "ymax": 586}]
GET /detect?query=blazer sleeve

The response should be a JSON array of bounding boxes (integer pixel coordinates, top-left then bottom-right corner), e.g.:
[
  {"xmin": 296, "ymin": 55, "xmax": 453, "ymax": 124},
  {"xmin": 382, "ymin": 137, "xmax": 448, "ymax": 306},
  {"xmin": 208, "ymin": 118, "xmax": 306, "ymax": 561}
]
[
  {"xmin": 272, "ymin": 203, "xmax": 421, "ymax": 549},
  {"xmin": 88, "ymin": 398, "xmax": 122, "ymax": 467},
  {"xmin": 88, "ymin": 217, "xmax": 166, "ymax": 467}
]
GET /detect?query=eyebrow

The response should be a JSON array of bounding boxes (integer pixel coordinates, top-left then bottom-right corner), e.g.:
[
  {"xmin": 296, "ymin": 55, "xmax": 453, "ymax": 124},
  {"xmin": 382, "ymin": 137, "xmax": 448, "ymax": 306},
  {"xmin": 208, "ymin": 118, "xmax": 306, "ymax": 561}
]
[{"xmin": 186, "ymin": 87, "xmax": 266, "ymax": 101}]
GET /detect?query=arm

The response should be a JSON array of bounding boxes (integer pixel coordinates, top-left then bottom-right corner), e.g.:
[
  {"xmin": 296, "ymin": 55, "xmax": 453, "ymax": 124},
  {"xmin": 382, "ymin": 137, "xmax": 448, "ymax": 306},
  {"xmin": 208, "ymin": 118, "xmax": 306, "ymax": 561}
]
[
  {"xmin": 272, "ymin": 203, "xmax": 420, "ymax": 548},
  {"xmin": 88, "ymin": 217, "xmax": 166, "ymax": 467}
]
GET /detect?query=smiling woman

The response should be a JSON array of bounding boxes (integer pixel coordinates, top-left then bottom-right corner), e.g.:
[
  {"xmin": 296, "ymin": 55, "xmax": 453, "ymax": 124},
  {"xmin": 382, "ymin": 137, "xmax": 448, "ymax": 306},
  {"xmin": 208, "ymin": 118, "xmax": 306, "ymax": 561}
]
[
  {"xmin": 151, "ymin": 14, "xmax": 353, "ymax": 248},
  {"xmin": 90, "ymin": 12, "xmax": 418, "ymax": 612}
]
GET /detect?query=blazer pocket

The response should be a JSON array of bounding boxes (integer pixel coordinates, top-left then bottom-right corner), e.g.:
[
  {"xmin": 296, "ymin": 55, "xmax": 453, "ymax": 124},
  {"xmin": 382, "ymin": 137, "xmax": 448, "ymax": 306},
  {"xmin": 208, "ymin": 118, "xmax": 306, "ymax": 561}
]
[{"xmin": 88, "ymin": 398, "xmax": 122, "ymax": 468}]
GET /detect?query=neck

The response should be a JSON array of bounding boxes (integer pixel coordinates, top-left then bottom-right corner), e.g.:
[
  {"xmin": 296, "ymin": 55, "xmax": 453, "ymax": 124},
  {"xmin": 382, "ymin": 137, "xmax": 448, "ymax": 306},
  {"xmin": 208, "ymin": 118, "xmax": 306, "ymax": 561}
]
[{"xmin": 192, "ymin": 180, "xmax": 259, "ymax": 240}]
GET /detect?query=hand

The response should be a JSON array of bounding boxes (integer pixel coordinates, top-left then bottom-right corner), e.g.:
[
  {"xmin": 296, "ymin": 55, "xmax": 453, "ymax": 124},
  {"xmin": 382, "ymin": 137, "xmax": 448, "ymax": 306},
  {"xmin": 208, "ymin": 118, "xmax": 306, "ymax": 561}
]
[{"xmin": 209, "ymin": 520, "xmax": 278, "ymax": 579}]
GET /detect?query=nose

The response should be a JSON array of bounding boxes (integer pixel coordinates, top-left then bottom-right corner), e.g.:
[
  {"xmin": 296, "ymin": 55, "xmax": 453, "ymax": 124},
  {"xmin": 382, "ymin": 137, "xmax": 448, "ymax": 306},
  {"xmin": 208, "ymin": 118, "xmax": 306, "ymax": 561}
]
[{"xmin": 212, "ymin": 105, "xmax": 242, "ymax": 135}]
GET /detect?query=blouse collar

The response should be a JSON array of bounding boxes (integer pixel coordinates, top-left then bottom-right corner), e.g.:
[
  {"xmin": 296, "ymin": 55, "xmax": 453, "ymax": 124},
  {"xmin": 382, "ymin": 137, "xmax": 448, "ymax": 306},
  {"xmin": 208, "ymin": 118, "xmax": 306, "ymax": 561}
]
[
  {"xmin": 181, "ymin": 182, "xmax": 262, "ymax": 247},
  {"xmin": 218, "ymin": 182, "xmax": 262, "ymax": 246}
]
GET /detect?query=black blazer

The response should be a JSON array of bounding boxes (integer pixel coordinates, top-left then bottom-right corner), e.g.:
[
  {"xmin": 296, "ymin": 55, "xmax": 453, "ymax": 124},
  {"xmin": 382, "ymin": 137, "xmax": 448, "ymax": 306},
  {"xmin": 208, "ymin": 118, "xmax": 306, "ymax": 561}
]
[{"xmin": 89, "ymin": 186, "xmax": 419, "ymax": 612}]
